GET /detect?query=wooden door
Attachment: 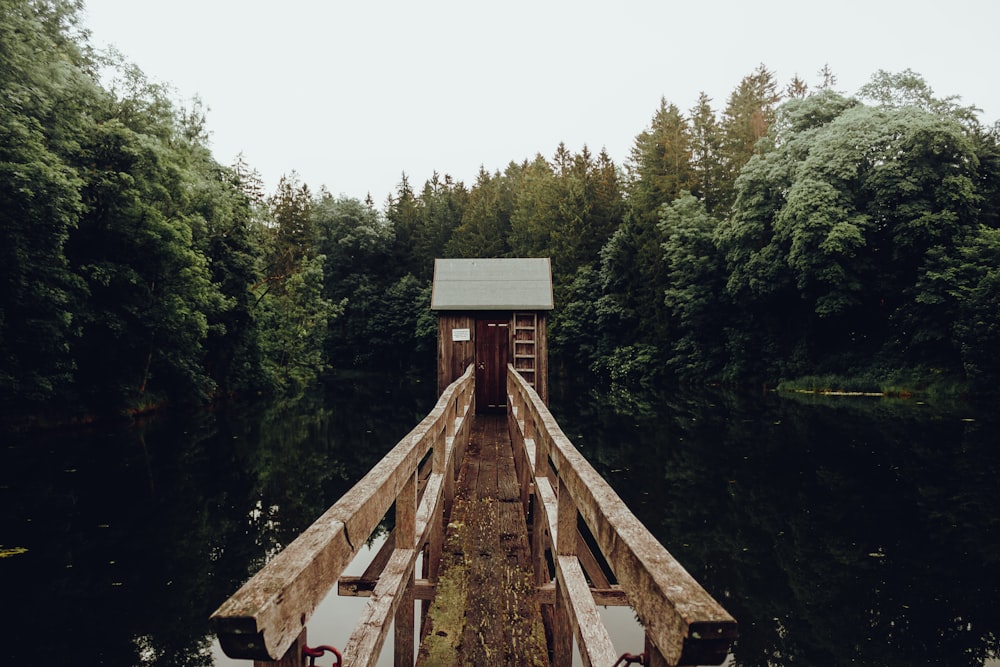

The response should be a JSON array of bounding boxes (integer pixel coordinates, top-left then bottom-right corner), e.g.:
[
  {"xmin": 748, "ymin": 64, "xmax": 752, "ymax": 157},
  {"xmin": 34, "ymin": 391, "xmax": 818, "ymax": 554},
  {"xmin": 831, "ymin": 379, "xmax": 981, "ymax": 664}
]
[{"xmin": 475, "ymin": 318, "xmax": 509, "ymax": 413}]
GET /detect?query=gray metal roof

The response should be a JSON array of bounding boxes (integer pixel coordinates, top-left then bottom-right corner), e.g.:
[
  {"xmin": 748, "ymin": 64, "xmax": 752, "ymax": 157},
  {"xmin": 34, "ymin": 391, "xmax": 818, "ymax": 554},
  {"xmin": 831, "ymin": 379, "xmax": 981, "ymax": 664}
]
[{"xmin": 431, "ymin": 258, "xmax": 554, "ymax": 311}]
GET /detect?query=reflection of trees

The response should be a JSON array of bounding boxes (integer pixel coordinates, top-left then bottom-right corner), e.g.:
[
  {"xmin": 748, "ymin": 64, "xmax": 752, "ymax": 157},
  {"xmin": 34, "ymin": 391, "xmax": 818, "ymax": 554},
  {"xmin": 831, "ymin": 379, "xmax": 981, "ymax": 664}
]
[
  {"xmin": 0, "ymin": 372, "xmax": 435, "ymax": 666},
  {"xmin": 549, "ymin": 378, "xmax": 1000, "ymax": 667}
]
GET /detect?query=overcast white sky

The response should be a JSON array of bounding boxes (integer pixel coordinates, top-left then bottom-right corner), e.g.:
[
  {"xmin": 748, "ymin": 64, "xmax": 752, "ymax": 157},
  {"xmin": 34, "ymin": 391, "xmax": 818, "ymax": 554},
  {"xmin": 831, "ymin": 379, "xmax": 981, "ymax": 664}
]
[{"xmin": 81, "ymin": 0, "xmax": 1000, "ymax": 206}]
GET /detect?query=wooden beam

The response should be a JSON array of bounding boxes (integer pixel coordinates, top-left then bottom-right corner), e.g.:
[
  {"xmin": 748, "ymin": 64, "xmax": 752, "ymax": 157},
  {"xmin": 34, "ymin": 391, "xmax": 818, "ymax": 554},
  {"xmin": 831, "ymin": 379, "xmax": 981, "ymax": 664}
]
[
  {"xmin": 534, "ymin": 476, "xmax": 558, "ymax": 548},
  {"xmin": 555, "ymin": 555, "xmax": 618, "ymax": 667},
  {"xmin": 534, "ymin": 582, "xmax": 628, "ymax": 607},
  {"xmin": 341, "ymin": 548, "xmax": 419, "ymax": 667},
  {"xmin": 339, "ymin": 577, "xmax": 437, "ymax": 600},
  {"xmin": 576, "ymin": 528, "xmax": 611, "ymax": 589}
]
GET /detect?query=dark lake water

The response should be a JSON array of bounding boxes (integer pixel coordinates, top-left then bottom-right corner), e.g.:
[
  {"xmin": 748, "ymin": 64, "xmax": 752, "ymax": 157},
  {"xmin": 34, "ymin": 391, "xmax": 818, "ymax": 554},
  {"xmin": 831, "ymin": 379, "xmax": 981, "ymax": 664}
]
[{"xmin": 2, "ymin": 371, "xmax": 998, "ymax": 666}]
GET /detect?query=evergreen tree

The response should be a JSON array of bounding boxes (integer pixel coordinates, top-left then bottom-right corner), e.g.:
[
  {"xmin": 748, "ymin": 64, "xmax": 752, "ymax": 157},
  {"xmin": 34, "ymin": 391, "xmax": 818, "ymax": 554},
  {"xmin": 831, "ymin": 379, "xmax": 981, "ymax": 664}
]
[
  {"xmin": 386, "ymin": 173, "xmax": 421, "ymax": 276},
  {"xmin": 688, "ymin": 93, "xmax": 726, "ymax": 214},
  {"xmin": 661, "ymin": 194, "xmax": 728, "ymax": 380},
  {"xmin": 508, "ymin": 154, "xmax": 557, "ymax": 261},
  {"xmin": 310, "ymin": 194, "xmax": 393, "ymax": 366},
  {"xmin": 510, "ymin": 144, "xmax": 624, "ymax": 285},
  {"xmin": 787, "ymin": 74, "xmax": 809, "ymax": 99},
  {"xmin": 268, "ymin": 172, "xmax": 313, "ymax": 280},
  {"xmin": 626, "ymin": 98, "xmax": 695, "ymax": 217},
  {"xmin": 445, "ymin": 166, "xmax": 514, "ymax": 258},
  {"xmin": 410, "ymin": 172, "xmax": 467, "ymax": 279},
  {"xmin": 717, "ymin": 64, "xmax": 783, "ymax": 213}
]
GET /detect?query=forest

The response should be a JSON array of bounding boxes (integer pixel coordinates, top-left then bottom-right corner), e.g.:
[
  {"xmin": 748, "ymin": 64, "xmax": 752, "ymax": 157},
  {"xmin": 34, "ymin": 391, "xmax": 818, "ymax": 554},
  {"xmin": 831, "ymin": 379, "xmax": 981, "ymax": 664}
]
[{"xmin": 4, "ymin": 0, "xmax": 1000, "ymax": 422}]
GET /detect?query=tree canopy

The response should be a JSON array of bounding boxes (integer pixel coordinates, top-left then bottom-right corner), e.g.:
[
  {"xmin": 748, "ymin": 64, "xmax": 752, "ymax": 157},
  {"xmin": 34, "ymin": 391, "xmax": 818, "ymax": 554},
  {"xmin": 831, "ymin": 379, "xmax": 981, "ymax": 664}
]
[{"xmin": 3, "ymin": 3, "xmax": 998, "ymax": 422}]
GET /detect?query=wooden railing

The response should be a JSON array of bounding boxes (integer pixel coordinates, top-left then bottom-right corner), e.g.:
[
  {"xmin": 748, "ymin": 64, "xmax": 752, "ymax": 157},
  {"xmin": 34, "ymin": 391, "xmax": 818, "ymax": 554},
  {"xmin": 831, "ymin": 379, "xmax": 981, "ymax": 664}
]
[
  {"xmin": 210, "ymin": 364, "xmax": 474, "ymax": 667},
  {"xmin": 507, "ymin": 365, "xmax": 737, "ymax": 667}
]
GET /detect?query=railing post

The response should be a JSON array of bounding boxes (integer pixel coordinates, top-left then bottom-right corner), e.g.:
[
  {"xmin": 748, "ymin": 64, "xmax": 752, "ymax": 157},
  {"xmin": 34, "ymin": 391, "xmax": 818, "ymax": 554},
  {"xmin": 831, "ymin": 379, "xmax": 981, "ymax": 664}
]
[
  {"xmin": 645, "ymin": 633, "xmax": 671, "ymax": 667},
  {"xmin": 551, "ymin": 476, "xmax": 577, "ymax": 667},
  {"xmin": 446, "ymin": 394, "xmax": 457, "ymax": 439},
  {"xmin": 531, "ymin": 427, "xmax": 550, "ymax": 586},
  {"xmin": 253, "ymin": 628, "xmax": 306, "ymax": 667},
  {"xmin": 394, "ymin": 471, "xmax": 416, "ymax": 667},
  {"xmin": 516, "ymin": 371, "xmax": 534, "ymax": 443},
  {"xmin": 556, "ymin": 477, "xmax": 577, "ymax": 556},
  {"xmin": 423, "ymin": 425, "xmax": 446, "ymax": 638}
]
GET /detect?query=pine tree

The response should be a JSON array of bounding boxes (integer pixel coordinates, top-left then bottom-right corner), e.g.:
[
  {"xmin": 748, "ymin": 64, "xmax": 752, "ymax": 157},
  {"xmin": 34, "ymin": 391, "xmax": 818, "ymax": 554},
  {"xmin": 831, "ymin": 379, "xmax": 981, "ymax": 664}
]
[
  {"xmin": 445, "ymin": 167, "xmax": 513, "ymax": 258},
  {"xmin": 688, "ymin": 93, "xmax": 726, "ymax": 215},
  {"xmin": 268, "ymin": 173, "xmax": 313, "ymax": 280},
  {"xmin": 626, "ymin": 98, "xmax": 695, "ymax": 220},
  {"xmin": 718, "ymin": 64, "xmax": 783, "ymax": 213}
]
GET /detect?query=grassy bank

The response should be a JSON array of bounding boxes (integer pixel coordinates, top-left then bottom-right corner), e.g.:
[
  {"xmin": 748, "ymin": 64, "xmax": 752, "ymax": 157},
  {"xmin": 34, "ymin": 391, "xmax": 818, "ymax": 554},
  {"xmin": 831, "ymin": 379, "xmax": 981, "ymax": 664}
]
[{"xmin": 777, "ymin": 367, "xmax": 970, "ymax": 400}]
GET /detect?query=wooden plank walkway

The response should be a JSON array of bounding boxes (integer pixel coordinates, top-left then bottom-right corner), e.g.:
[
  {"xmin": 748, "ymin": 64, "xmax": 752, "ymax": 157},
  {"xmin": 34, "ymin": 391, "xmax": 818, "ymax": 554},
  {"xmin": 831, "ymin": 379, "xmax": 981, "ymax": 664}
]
[
  {"xmin": 211, "ymin": 365, "xmax": 736, "ymax": 667},
  {"xmin": 416, "ymin": 414, "xmax": 550, "ymax": 666}
]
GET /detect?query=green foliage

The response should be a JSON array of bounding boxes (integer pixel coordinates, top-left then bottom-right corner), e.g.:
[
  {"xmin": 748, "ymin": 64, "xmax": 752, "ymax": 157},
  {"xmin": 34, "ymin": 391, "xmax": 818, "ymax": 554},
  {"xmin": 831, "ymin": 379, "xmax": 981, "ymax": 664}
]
[
  {"xmin": 267, "ymin": 173, "xmax": 313, "ymax": 278},
  {"xmin": 711, "ymin": 85, "xmax": 987, "ymax": 384},
  {"xmin": 548, "ymin": 266, "xmax": 604, "ymax": 372},
  {"xmin": 257, "ymin": 255, "xmax": 342, "ymax": 396},
  {"xmin": 509, "ymin": 145, "xmax": 624, "ymax": 284},
  {"xmin": 71, "ymin": 105, "xmax": 226, "ymax": 405},
  {"xmin": 924, "ymin": 226, "xmax": 1000, "ymax": 388},
  {"xmin": 858, "ymin": 68, "xmax": 981, "ymax": 125},
  {"xmin": 0, "ymin": 2, "xmax": 279, "ymax": 416},
  {"xmin": 445, "ymin": 167, "xmax": 514, "ymax": 258},
  {"xmin": 660, "ymin": 194, "xmax": 727, "ymax": 379},
  {"xmin": 688, "ymin": 92, "xmax": 727, "ymax": 214},
  {"xmin": 627, "ymin": 99, "xmax": 695, "ymax": 218},
  {"xmin": 717, "ymin": 64, "xmax": 783, "ymax": 213},
  {"xmin": 0, "ymin": 0, "xmax": 94, "ymax": 404},
  {"xmin": 5, "ymin": 25, "xmax": 1000, "ymax": 421}
]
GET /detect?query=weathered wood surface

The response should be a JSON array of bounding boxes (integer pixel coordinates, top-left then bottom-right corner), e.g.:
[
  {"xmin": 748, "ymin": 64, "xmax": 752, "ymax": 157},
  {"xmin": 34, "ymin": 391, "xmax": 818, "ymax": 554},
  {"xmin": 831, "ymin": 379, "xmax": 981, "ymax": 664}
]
[
  {"xmin": 555, "ymin": 555, "xmax": 618, "ymax": 667},
  {"xmin": 508, "ymin": 366, "xmax": 737, "ymax": 666},
  {"xmin": 416, "ymin": 415, "xmax": 550, "ymax": 666},
  {"xmin": 211, "ymin": 365, "xmax": 473, "ymax": 662}
]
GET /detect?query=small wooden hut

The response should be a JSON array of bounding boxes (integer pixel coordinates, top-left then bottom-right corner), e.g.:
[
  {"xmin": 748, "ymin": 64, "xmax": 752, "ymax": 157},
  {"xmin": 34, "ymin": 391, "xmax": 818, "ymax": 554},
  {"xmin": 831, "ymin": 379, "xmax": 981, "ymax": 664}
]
[{"xmin": 431, "ymin": 258, "xmax": 553, "ymax": 412}]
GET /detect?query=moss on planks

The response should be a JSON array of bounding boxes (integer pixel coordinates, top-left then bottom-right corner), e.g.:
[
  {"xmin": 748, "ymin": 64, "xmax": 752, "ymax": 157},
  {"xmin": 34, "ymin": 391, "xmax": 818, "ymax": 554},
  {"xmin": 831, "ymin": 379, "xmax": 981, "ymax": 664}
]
[{"xmin": 417, "ymin": 416, "xmax": 549, "ymax": 666}]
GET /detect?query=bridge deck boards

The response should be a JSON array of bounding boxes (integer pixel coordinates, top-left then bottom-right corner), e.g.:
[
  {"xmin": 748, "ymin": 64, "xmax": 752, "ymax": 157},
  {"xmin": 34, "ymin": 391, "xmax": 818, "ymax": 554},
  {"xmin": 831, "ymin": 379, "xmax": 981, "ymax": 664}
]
[{"xmin": 416, "ymin": 414, "xmax": 550, "ymax": 666}]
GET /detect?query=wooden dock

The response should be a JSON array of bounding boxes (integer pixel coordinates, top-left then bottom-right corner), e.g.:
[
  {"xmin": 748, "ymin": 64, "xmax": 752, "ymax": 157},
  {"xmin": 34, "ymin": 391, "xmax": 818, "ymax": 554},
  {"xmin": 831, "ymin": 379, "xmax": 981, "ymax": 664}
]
[
  {"xmin": 417, "ymin": 414, "xmax": 548, "ymax": 665},
  {"xmin": 211, "ymin": 365, "xmax": 736, "ymax": 667}
]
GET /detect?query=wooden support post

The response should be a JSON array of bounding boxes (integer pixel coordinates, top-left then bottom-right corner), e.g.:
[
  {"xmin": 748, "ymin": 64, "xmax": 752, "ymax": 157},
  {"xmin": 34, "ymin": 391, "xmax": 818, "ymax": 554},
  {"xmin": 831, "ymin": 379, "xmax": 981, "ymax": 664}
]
[
  {"xmin": 253, "ymin": 628, "xmax": 305, "ymax": 667},
  {"xmin": 444, "ymin": 449, "xmax": 456, "ymax": 517},
  {"xmin": 394, "ymin": 472, "xmax": 416, "ymax": 667},
  {"xmin": 645, "ymin": 633, "xmax": 671, "ymax": 667},
  {"xmin": 446, "ymin": 395, "xmax": 456, "ymax": 439},
  {"xmin": 551, "ymin": 476, "xmax": 577, "ymax": 667},
  {"xmin": 432, "ymin": 424, "xmax": 446, "ymax": 481},
  {"xmin": 523, "ymin": 398, "xmax": 535, "ymax": 442},
  {"xmin": 557, "ymin": 477, "xmax": 577, "ymax": 557},
  {"xmin": 423, "ymin": 432, "xmax": 445, "ymax": 640},
  {"xmin": 535, "ymin": 430, "xmax": 550, "ymax": 480}
]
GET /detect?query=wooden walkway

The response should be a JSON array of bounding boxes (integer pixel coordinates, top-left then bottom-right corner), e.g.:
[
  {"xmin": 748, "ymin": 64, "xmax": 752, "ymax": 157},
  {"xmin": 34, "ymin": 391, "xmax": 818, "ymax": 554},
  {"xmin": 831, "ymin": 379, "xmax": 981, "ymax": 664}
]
[
  {"xmin": 417, "ymin": 414, "xmax": 549, "ymax": 665},
  {"xmin": 210, "ymin": 365, "xmax": 736, "ymax": 667}
]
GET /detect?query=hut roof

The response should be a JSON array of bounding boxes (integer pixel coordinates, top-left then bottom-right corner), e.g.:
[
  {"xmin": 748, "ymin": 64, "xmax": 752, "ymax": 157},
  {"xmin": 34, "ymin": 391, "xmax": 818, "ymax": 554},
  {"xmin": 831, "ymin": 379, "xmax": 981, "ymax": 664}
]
[{"xmin": 431, "ymin": 258, "xmax": 553, "ymax": 311}]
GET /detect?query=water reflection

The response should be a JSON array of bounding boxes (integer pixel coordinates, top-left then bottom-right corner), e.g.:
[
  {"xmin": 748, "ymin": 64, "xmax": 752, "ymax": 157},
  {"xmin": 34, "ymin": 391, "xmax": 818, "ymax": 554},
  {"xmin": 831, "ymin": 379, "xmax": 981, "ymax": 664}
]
[
  {"xmin": 4, "ymin": 369, "xmax": 997, "ymax": 666},
  {"xmin": 549, "ymin": 378, "xmax": 1000, "ymax": 667},
  {"xmin": 0, "ymin": 371, "xmax": 435, "ymax": 666}
]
